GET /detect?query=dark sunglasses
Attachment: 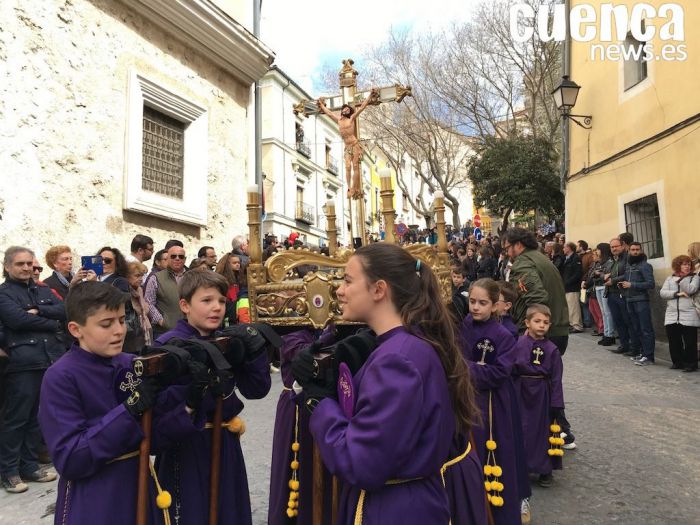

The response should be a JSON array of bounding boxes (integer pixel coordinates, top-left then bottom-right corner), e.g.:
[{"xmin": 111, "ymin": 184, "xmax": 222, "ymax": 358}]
[
  {"xmin": 102, "ymin": 257, "xmax": 114, "ymax": 264},
  {"xmin": 170, "ymin": 254, "xmax": 186, "ymax": 260},
  {"xmin": 33, "ymin": 266, "xmax": 43, "ymax": 272}
]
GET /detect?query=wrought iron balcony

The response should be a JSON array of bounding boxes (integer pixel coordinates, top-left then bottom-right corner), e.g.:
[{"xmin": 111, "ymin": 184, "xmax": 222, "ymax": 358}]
[
  {"xmin": 295, "ymin": 202, "xmax": 315, "ymax": 224},
  {"xmin": 296, "ymin": 140, "xmax": 311, "ymax": 158},
  {"xmin": 326, "ymin": 156, "xmax": 339, "ymax": 175}
]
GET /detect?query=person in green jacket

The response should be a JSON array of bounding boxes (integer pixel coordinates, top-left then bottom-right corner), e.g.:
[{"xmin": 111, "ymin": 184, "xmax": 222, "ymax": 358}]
[{"xmin": 503, "ymin": 228, "xmax": 577, "ymax": 450}]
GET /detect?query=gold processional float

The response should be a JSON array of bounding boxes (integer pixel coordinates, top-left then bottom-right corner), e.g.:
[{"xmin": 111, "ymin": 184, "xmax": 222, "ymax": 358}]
[{"xmin": 244, "ymin": 60, "xmax": 453, "ymax": 525}]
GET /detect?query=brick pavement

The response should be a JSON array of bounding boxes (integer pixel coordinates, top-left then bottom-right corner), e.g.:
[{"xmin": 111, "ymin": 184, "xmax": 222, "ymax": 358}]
[{"xmin": 1, "ymin": 332, "xmax": 698, "ymax": 525}]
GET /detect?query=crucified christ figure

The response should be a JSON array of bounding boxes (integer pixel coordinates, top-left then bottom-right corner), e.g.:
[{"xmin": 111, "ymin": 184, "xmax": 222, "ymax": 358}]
[{"xmin": 317, "ymin": 88, "xmax": 379, "ymax": 199}]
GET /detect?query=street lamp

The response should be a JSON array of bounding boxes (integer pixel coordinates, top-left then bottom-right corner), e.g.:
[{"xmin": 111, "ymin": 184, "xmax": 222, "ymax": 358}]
[{"xmin": 551, "ymin": 75, "xmax": 592, "ymax": 129}]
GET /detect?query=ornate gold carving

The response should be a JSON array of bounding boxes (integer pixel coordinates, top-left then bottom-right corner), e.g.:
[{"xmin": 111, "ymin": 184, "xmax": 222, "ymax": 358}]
[
  {"xmin": 404, "ymin": 244, "xmax": 439, "ymax": 268},
  {"xmin": 265, "ymin": 249, "xmax": 351, "ymax": 283}
]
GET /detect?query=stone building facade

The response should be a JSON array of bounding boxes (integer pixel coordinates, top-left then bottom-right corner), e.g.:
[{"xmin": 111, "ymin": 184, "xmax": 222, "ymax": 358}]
[{"xmin": 0, "ymin": 0, "xmax": 273, "ymax": 274}]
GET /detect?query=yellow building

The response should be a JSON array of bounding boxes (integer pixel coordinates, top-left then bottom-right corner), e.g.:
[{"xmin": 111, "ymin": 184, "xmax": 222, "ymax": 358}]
[{"xmin": 566, "ymin": 0, "xmax": 698, "ymax": 278}]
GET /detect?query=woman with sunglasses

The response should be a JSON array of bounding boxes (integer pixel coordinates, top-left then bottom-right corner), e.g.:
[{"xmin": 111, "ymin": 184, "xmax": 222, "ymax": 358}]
[{"xmin": 96, "ymin": 247, "xmax": 130, "ymax": 293}]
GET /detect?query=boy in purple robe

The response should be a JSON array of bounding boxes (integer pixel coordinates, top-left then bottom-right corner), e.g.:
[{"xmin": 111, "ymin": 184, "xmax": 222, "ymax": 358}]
[
  {"xmin": 154, "ymin": 270, "xmax": 271, "ymax": 525},
  {"xmin": 38, "ymin": 282, "xmax": 194, "ymax": 525},
  {"xmin": 460, "ymin": 278, "xmax": 529, "ymax": 525},
  {"xmin": 291, "ymin": 244, "xmax": 480, "ymax": 525},
  {"xmin": 512, "ymin": 304, "xmax": 565, "ymax": 488}
]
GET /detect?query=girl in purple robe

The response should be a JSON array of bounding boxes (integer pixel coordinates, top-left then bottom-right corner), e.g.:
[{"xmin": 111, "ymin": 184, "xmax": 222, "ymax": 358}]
[
  {"xmin": 512, "ymin": 304, "xmax": 565, "ymax": 487},
  {"xmin": 153, "ymin": 271, "xmax": 271, "ymax": 525},
  {"xmin": 460, "ymin": 278, "xmax": 529, "ymax": 525},
  {"xmin": 293, "ymin": 243, "xmax": 479, "ymax": 525}
]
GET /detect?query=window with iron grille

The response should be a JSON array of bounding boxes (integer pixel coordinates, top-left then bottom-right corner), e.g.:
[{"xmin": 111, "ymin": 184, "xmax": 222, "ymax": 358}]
[
  {"xmin": 624, "ymin": 194, "xmax": 663, "ymax": 259},
  {"xmin": 142, "ymin": 106, "xmax": 186, "ymax": 198}
]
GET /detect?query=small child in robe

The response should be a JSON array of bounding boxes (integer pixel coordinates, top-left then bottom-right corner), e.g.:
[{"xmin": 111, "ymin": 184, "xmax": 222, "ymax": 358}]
[{"xmin": 512, "ymin": 304, "xmax": 565, "ymax": 488}]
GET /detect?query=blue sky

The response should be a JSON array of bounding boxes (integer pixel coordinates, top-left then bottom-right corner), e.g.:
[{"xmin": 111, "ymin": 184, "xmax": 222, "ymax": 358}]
[{"xmin": 260, "ymin": 0, "xmax": 482, "ymax": 96}]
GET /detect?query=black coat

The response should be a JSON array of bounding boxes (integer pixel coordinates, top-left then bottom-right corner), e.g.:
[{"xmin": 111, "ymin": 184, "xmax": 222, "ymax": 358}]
[
  {"xmin": 0, "ymin": 278, "xmax": 67, "ymax": 373},
  {"xmin": 43, "ymin": 271, "xmax": 72, "ymax": 300},
  {"xmin": 559, "ymin": 253, "xmax": 583, "ymax": 293},
  {"xmin": 476, "ymin": 256, "xmax": 497, "ymax": 280}
]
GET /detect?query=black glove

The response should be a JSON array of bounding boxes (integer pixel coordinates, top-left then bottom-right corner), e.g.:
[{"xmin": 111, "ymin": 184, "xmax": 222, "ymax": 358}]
[
  {"xmin": 216, "ymin": 324, "xmax": 282, "ymax": 365},
  {"xmin": 303, "ymin": 380, "xmax": 337, "ymax": 414},
  {"xmin": 123, "ymin": 377, "xmax": 159, "ymax": 417},
  {"xmin": 186, "ymin": 361, "xmax": 211, "ymax": 411},
  {"xmin": 291, "ymin": 348, "xmax": 319, "ymax": 387},
  {"xmin": 334, "ymin": 330, "xmax": 378, "ymax": 375}
]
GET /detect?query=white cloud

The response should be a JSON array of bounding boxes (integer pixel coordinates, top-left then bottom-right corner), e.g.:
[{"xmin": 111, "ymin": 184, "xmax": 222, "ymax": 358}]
[{"xmin": 260, "ymin": 0, "xmax": 481, "ymax": 95}]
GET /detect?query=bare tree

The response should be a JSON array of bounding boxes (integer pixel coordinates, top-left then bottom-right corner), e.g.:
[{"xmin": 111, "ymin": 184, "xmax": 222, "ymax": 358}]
[
  {"xmin": 431, "ymin": 0, "xmax": 562, "ymax": 143},
  {"xmin": 361, "ymin": 31, "xmax": 473, "ymax": 227}
]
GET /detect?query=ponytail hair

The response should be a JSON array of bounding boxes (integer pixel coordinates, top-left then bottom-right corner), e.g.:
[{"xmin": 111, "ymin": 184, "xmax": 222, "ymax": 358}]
[{"xmin": 354, "ymin": 243, "xmax": 478, "ymax": 434}]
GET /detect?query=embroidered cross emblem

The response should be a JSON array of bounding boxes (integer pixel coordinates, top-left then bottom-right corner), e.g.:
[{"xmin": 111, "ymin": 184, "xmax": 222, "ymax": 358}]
[
  {"xmin": 532, "ymin": 347, "xmax": 544, "ymax": 365},
  {"xmin": 119, "ymin": 371, "xmax": 141, "ymax": 394},
  {"xmin": 476, "ymin": 340, "xmax": 495, "ymax": 365}
]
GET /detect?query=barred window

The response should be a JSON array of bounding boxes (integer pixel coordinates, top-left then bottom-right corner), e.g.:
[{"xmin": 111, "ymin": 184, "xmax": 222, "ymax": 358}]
[
  {"xmin": 624, "ymin": 194, "xmax": 663, "ymax": 259},
  {"xmin": 142, "ymin": 106, "xmax": 186, "ymax": 198}
]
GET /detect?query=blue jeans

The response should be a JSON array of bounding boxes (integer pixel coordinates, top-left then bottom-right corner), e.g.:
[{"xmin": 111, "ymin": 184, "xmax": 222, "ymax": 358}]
[
  {"xmin": 581, "ymin": 294, "xmax": 592, "ymax": 327},
  {"xmin": 607, "ymin": 291, "xmax": 640, "ymax": 350},
  {"xmin": 626, "ymin": 300, "xmax": 655, "ymax": 360},
  {"xmin": 595, "ymin": 286, "xmax": 615, "ymax": 337}
]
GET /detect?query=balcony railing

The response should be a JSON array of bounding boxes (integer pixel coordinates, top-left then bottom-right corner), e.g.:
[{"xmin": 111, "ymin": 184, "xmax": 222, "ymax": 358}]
[
  {"xmin": 296, "ymin": 141, "xmax": 311, "ymax": 158},
  {"xmin": 326, "ymin": 156, "xmax": 339, "ymax": 175},
  {"xmin": 295, "ymin": 202, "xmax": 315, "ymax": 225}
]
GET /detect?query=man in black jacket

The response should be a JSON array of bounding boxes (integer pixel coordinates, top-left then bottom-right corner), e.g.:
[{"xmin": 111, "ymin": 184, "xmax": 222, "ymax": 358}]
[
  {"xmin": 560, "ymin": 242, "xmax": 584, "ymax": 333},
  {"xmin": 0, "ymin": 246, "xmax": 65, "ymax": 493}
]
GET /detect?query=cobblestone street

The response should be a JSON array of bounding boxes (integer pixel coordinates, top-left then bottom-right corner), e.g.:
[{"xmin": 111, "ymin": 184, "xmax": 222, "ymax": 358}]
[{"xmin": 1, "ymin": 332, "xmax": 699, "ymax": 524}]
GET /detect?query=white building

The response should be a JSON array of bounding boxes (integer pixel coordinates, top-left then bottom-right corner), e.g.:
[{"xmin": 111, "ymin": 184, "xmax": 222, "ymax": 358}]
[
  {"xmin": 0, "ymin": 0, "xmax": 273, "ymax": 269},
  {"xmin": 260, "ymin": 66, "xmax": 348, "ymax": 248}
]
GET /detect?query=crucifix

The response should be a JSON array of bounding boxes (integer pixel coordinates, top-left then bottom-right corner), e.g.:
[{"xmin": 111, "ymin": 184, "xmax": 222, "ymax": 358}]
[
  {"xmin": 476, "ymin": 340, "xmax": 495, "ymax": 365},
  {"xmin": 293, "ymin": 59, "xmax": 411, "ymax": 247},
  {"xmin": 532, "ymin": 347, "xmax": 544, "ymax": 365}
]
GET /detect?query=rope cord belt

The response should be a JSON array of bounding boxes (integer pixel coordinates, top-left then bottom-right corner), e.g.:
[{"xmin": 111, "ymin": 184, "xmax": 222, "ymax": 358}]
[
  {"xmin": 353, "ymin": 444, "xmax": 472, "ymax": 525},
  {"xmin": 520, "ymin": 374, "xmax": 546, "ymax": 379},
  {"xmin": 106, "ymin": 450, "xmax": 139, "ymax": 464},
  {"xmin": 204, "ymin": 416, "xmax": 246, "ymax": 434}
]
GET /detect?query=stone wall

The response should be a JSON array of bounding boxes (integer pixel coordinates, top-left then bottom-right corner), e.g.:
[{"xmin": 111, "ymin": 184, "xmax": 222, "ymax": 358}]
[{"xmin": 0, "ymin": 0, "xmax": 252, "ymax": 275}]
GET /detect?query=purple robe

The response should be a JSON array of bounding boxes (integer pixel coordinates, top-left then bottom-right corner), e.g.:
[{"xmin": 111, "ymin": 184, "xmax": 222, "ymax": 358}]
[
  {"xmin": 499, "ymin": 314, "xmax": 519, "ymax": 340},
  {"xmin": 460, "ymin": 315, "xmax": 526, "ymax": 525},
  {"xmin": 512, "ymin": 335, "xmax": 564, "ymax": 475},
  {"xmin": 268, "ymin": 328, "xmax": 335, "ymax": 525},
  {"xmin": 310, "ymin": 326, "xmax": 454, "ymax": 525},
  {"xmin": 155, "ymin": 320, "xmax": 271, "ymax": 525},
  {"xmin": 442, "ymin": 434, "xmax": 489, "ymax": 525},
  {"xmin": 38, "ymin": 344, "xmax": 194, "ymax": 525}
]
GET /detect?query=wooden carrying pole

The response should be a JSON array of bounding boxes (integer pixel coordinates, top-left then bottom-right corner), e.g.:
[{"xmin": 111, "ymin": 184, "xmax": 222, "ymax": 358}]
[
  {"xmin": 136, "ymin": 410, "xmax": 153, "ymax": 525},
  {"xmin": 209, "ymin": 396, "xmax": 224, "ymax": 525},
  {"xmin": 312, "ymin": 444, "xmax": 324, "ymax": 525}
]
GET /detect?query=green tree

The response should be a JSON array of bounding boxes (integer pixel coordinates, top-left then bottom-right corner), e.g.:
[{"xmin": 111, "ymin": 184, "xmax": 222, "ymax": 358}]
[{"xmin": 467, "ymin": 135, "xmax": 563, "ymax": 233}]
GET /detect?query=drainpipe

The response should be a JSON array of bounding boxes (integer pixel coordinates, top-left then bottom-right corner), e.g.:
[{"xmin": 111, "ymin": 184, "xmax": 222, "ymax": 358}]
[{"xmin": 560, "ymin": 0, "xmax": 572, "ymax": 193}]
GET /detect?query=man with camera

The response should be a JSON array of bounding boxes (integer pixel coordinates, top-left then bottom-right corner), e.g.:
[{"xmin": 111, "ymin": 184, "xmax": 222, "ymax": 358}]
[
  {"xmin": 605, "ymin": 237, "xmax": 640, "ymax": 356},
  {"xmin": 0, "ymin": 246, "xmax": 66, "ymax": 493}
]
